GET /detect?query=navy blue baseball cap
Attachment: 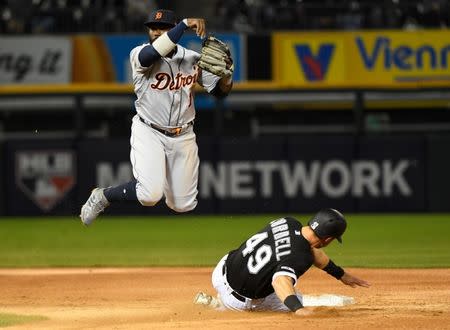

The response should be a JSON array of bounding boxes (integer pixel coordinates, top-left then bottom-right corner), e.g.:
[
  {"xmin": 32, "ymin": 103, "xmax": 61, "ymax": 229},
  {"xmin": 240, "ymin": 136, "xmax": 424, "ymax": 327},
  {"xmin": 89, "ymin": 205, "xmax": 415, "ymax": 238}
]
[{"xmin": 144, "ymin": 9, "xmax": 177, "ymax": 28}]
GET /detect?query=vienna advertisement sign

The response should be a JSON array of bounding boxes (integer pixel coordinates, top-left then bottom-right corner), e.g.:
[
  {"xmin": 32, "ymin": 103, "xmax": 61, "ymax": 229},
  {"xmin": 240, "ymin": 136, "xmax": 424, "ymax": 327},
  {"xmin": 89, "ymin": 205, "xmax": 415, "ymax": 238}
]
[{"xmin": 273, "ymin": 30, "xmax": 450, "ymax": 87}]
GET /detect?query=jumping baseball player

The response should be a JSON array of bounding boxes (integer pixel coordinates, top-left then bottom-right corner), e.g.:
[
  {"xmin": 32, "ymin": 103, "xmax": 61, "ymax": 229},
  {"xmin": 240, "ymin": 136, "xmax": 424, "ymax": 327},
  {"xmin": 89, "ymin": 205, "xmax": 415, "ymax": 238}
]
[
  {"xmin": 80, "ymin": 9, "xmax": 233, "ymax": 225},
  {"xmin": 194, "ymin": 209, "xmax": 370, "ymax": 315}
]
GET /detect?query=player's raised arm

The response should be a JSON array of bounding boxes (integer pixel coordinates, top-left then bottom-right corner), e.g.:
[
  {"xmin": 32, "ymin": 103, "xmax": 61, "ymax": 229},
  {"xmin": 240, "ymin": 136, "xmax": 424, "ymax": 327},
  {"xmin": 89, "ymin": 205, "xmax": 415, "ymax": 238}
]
[
  {"xmin": 185, "ymin": 18, "xmax": 206, "ymax": 38},
  {"xmin": 138, "ymin": 12, "xmax": 206, "ymax": 67}
]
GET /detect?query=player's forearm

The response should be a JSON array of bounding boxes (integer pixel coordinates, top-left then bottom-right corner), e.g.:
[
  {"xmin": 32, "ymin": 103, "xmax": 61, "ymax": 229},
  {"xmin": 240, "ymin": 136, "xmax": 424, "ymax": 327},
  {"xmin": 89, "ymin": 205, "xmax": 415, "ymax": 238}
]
[
  {"xmin": 272, "ymin": 275, "xmax": 304, "ymax": 312},
  {"xmin": 210, "ymin": 76, "xmax": 233, "ymax": 99},
  {"xmin": 139, "ymin": 20, "xmax": 188, "ymax": 66},
  {"xmin": 312, "ymin": 247, "xmax": 330, "ymax": 269},
  {"xmin": 272, "ymin": 275, "xmax": 296, "ymax": 302},
  {"xmin": 153, "ymin": 20, "xmax": 188, "ymax": 56},
  {"xmin": 311, "ymin": 247, "xmax": 345, "ymax": 279},
  {"xmin": 219, "ymin": 75, "xmax": 233, "ymax": 91},
  {"xmin": 322, "ymin": 260, "xmax": 345, "ymax": 279}
]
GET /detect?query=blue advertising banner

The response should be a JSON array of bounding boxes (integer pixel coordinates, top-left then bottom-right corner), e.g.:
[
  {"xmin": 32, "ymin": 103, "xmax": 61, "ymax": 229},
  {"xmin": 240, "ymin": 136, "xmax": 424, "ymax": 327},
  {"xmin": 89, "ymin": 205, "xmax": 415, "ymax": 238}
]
[
  {"xmin": 102, "ymin": 33, "xmax": 244, "ymax": 84},
  {"xmin": 102, "ymin": 35, "xmax": 146, "ymax": 83}
]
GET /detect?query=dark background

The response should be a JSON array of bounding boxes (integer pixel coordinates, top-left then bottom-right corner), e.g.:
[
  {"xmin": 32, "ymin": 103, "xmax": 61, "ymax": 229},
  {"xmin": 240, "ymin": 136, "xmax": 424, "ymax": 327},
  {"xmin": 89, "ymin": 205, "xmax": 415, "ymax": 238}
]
[{"xmin": 2, "ymin": 134, "xmax": 447, "ymax": 215}]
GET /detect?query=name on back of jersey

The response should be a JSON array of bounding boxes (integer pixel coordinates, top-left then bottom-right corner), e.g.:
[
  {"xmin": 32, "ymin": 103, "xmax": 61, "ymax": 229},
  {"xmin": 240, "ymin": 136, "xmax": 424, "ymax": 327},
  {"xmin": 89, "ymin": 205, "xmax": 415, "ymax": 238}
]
[{"xmin": 270, "ymin": 218, "xmax": 292, "ymax": 261}]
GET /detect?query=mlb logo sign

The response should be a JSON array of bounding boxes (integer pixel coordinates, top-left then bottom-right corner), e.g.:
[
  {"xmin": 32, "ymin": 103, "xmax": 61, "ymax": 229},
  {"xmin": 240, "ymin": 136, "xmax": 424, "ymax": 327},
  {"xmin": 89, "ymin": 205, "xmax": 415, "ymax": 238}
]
[
  {"xmin": 15, "ymin": 150, "xmax": 76, "ymax": 211},
  {"xmin": 295, "ymin": 43, "xmax": 335, "ymax": 81}
]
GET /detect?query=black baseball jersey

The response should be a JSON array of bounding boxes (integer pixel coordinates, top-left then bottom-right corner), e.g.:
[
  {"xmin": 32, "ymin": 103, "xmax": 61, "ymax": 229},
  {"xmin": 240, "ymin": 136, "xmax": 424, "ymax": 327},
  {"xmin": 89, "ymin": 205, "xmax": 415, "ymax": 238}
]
[{"xmin": 225, "ymin": 217, "xmax": 314, "ymax": 299}]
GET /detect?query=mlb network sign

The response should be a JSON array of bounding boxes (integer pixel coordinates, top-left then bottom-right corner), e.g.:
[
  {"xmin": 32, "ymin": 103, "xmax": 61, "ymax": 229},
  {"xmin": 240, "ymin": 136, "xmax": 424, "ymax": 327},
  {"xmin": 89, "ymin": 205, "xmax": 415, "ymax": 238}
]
[
  {"xmin": 95, "ymin": 159, "xmax": 414, "ymax": 200},
  {"xmin": 274, "ymin": 30, "xmax": 450, "ymax": 86}
]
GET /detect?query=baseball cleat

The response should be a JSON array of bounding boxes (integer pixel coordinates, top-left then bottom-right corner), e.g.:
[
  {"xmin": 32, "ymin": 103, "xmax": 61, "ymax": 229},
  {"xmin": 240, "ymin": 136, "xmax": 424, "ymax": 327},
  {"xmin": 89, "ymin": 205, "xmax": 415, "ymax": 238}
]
[
  {"xmin": 80, "ymin": 188, "xmax": 110, "ymax": 226},
  {"xmin": 193, "ymin": 292, "xmax": 224, "ymax": 309},
  {"xmin": 194, "ymin": 291, "xmax": 212, "ymax": 306}
]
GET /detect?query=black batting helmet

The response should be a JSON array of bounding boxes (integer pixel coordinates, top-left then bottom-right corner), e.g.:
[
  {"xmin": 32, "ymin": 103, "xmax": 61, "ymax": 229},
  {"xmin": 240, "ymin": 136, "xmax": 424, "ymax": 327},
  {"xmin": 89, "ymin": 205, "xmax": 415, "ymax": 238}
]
[
  {"xmin": 144, "ymin": 9, "xmax": 177, "ymax": 28},
  {"xmin": 308, "ymin": 208, "xmax": 347, "ymax": 243}
]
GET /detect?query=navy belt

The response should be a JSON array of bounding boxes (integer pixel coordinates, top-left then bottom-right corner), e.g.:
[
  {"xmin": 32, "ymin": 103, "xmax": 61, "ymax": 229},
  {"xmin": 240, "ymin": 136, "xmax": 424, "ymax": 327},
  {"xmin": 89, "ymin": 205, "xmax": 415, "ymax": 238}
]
[
  {"xmin": 138, "ymin": 116, "xmax": 193, "ymax": 137},
  {"xmin": 222, "ymin": 263, "xmax": 247, "ymax": 303}
]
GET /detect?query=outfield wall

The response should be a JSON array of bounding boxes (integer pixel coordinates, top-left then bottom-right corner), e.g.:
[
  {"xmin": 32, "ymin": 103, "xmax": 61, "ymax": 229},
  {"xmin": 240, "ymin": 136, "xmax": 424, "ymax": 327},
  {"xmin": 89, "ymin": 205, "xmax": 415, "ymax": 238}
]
[
  {"xmin": 1, "ymin": 134, "xmax": 449, "ymax": 215},
  {"xmin": 2, "ymin": 30, "xmax": 450, "ymax": 215}
]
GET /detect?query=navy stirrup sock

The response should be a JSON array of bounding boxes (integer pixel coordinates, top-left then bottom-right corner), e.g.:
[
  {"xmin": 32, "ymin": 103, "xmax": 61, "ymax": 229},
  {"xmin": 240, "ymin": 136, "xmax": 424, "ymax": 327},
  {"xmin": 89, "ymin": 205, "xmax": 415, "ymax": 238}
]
[{"xmin": 104, "ymin": 180, "xmax": 138, "ymax": 202}]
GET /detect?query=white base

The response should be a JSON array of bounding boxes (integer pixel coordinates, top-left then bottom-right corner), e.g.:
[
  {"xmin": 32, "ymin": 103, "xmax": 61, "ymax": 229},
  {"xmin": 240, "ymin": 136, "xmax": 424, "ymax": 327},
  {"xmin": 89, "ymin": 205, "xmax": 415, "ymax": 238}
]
[{"xmin": 302, "ymin": 294, "xmax": 355, "ymax": 307}]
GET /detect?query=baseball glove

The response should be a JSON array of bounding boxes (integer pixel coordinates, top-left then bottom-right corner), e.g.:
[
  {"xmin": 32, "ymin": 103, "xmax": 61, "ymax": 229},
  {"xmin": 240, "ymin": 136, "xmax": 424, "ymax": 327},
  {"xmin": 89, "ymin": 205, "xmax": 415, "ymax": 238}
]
[{"xmin": 197, "ymin": 36, "xmax": 234, "ymax": 78}]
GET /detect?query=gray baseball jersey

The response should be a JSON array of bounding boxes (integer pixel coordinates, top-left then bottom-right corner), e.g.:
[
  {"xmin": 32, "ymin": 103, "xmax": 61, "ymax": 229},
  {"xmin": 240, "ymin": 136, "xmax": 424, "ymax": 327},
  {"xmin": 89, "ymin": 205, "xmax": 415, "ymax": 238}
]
[
  {"xmin": 130, "ymin": 43, "xmax": 220, "ymax": 128},
  {"xmin": 128, "ymin": 43, "xmax": 220, "ymax": 212}
]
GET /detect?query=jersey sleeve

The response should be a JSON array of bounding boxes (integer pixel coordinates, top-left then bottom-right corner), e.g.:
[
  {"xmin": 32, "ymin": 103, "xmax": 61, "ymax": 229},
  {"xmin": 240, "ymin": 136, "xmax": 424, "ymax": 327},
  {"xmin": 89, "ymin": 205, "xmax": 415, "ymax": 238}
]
[
  {"xmin": 197, "ymin": 68, "xmax": 221, "ymax": 93},
  {"xmin": 130, "ymin": 44, "xmax": 151, "ymax": 74},
  {"xmin": 272, "ymin": 257, "xmax": 311, "ymax": 286}
]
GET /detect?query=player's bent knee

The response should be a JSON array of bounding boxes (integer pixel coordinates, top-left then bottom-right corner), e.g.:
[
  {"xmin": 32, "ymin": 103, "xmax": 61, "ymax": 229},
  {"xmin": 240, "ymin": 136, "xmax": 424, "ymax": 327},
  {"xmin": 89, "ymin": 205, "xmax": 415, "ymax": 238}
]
[
  {"xmin": 137, "ymin": 188, "xmax": 163, "ymax": 207},
  {"xmin": 167, "ymin": 198, "xmax": 197, "ymax": 213},
  {"xmin": 170, "ymin": 204, "xmax": 196, "ymax": 213},
  {"xmin": 138, "ymin": 198, "xmax": 160, "ymax": 207}
]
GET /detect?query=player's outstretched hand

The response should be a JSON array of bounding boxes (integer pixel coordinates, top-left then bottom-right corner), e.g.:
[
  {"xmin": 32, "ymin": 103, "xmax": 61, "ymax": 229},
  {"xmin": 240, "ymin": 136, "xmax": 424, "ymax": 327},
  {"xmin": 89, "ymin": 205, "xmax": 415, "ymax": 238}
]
[
  {"xmin": 340, "ymin": 272, "xmax": 370, "ymax": 288},
  {"xmin": 294, "ymin": 307, "xmax": 317, "ymax": 316},
  {"xmin": 186, "ymin": 18, "xmax": 206, "ymax": 38}
]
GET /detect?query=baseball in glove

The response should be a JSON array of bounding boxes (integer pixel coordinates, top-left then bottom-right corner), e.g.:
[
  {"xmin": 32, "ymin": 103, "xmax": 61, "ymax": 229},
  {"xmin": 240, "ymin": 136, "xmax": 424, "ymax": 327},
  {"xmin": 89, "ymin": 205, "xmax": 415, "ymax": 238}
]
[{"xmin": 197, "ymin": 36, "xmax": 234, "ymax": 77}]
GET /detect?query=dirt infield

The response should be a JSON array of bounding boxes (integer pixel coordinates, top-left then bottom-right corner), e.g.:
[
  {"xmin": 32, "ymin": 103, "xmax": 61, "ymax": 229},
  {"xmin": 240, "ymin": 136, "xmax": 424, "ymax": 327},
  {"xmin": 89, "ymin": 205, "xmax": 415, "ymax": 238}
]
[{"xmin": 0, "ymin": 268, "xmax": 449, "ymax": 329}]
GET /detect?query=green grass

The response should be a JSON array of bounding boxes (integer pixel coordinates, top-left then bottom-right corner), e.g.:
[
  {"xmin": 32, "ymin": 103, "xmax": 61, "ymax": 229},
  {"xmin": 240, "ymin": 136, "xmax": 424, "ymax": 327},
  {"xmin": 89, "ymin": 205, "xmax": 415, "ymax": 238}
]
[
  {"xmin": 0, "ymin": 214, "xmax": 449, "ymax": 268},
  {"xmin": 0, "ymin": 313, "xmax": 47, "ymax": 327}
]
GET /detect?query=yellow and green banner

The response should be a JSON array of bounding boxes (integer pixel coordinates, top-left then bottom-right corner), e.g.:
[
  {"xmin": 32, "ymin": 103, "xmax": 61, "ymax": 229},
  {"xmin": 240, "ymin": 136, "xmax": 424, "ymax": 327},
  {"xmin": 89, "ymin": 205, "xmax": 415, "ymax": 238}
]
[{"xmin": 273, "ymin": 30, "xmax": 450, "ymax": 88}]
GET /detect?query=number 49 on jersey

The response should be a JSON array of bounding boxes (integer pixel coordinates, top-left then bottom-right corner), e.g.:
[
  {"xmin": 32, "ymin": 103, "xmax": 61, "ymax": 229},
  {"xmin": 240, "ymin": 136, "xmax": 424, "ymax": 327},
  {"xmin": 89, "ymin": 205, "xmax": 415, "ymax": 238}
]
[{"xmin": 242, "ymin": 232, "xmax": 273, "ymax": 274}]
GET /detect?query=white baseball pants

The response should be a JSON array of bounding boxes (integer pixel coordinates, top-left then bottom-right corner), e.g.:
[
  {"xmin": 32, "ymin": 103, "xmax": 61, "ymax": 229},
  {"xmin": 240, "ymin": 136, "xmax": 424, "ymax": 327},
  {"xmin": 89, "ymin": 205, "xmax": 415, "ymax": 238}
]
[
  {"xmin": 130, "ymin": 114, "xmax": 199, "ymax": 212},
  {"xmin": 211, "ymin": 254, "xmax": 303, "ymax": 312}
]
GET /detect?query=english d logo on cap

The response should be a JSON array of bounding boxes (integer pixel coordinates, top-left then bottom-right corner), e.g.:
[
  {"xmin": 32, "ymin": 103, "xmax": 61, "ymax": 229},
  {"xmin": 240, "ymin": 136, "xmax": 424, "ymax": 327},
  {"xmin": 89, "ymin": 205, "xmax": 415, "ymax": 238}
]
[{"xmin": 144, "ymin": 9, "xmax": 177, "ymax": 28}]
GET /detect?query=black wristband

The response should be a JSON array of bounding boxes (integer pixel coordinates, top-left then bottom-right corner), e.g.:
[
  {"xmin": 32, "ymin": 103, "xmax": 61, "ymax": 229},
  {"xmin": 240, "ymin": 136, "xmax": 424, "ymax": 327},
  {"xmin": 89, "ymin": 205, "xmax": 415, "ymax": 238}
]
[
  {"xmin": 284, "ymin": 295, "xmax": 303, "ymax": 312},
  {"xmin": 323, "ymin": 260, "xmax": 345, "ymax": 279}
]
